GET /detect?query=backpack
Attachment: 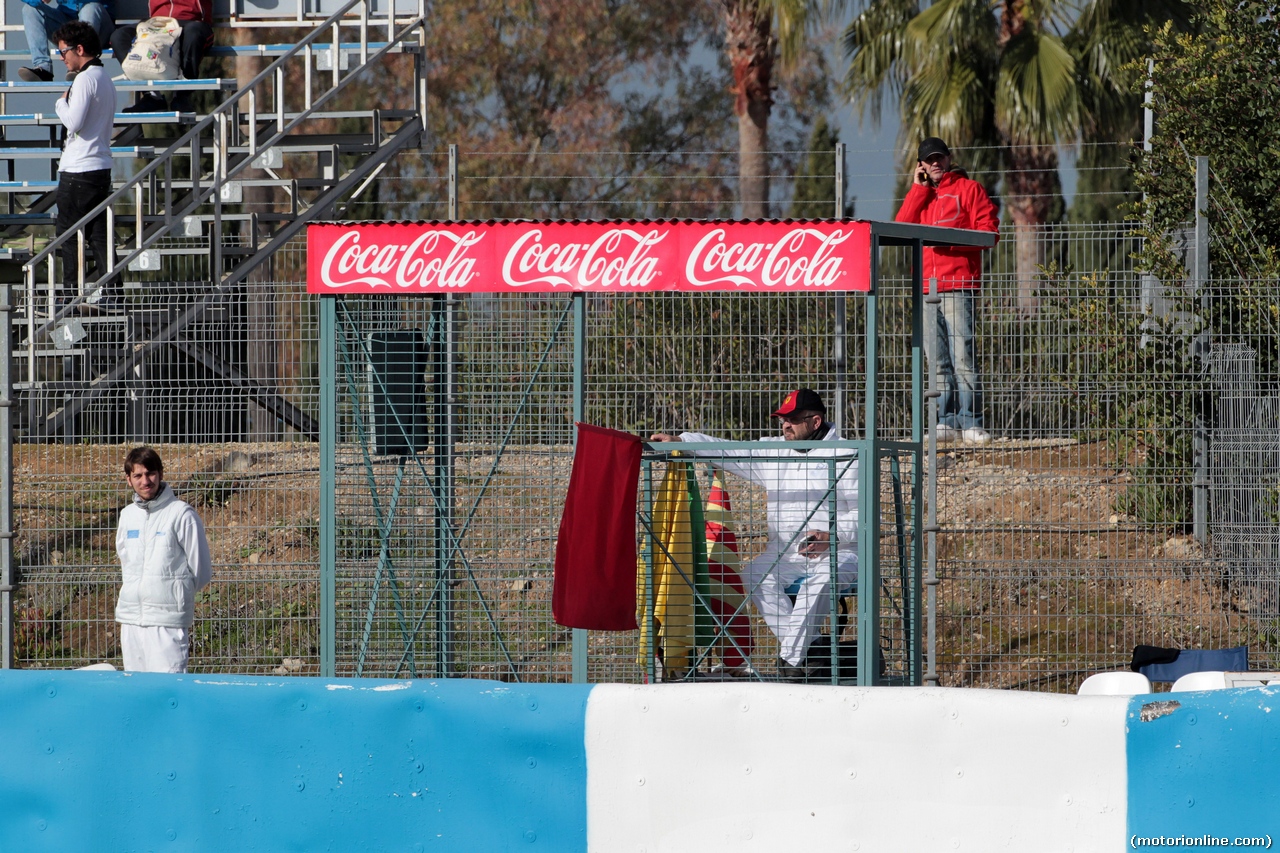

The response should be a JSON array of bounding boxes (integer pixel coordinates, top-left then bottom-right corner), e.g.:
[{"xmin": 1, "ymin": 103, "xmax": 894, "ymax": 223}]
[{"xmin": 120, "ymin": 17, "xmax": 181, "ymax": 81}]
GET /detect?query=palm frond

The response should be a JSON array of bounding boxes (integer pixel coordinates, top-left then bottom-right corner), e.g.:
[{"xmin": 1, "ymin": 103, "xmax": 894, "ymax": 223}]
[{"xmin": 996, "ymin": 29, "xmax": 1079, "ymax": 145}]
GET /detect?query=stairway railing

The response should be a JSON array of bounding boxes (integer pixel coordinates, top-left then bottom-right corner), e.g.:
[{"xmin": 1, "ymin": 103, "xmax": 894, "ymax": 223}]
[{"xmin": 21, "ymin": 0, "xmax": 427, "ymax": 357}]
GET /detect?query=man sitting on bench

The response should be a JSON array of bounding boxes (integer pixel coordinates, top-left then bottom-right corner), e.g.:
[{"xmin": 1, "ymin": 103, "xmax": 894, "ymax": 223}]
[
  {"xmin": 651, "ymin": 388, "xmax": 859, "ymax": 681},
  {"xmin": 111, "ymin": 0, "xmax": 213, "ymax": 113}
]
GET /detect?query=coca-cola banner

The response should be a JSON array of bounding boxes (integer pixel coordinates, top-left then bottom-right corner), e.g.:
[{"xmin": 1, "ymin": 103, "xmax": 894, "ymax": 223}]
[{"xmin": 307, "ymin": 220, "xmax": 872, "ymax": 295}]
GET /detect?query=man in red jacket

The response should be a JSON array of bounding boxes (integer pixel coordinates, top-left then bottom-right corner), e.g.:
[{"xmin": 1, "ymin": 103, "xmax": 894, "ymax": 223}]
[{"xmin": 895, "ymin": 136, "xmax": 1000, "ymax": 444}]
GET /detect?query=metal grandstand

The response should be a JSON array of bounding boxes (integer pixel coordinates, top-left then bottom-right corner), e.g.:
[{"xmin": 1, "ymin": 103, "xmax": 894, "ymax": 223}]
[{"xmin": 0, "ymin": 0, "xmax": 426, "ymax": 443}]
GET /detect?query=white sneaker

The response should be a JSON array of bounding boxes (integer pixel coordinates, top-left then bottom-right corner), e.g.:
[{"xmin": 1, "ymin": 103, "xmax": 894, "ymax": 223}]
[
  {"xmin": 706, "ymin": 663, "xmax": 759, "ymax": 680},
  {"xmin": 935, "ymin": 424, "xmax": 960, "ymax": 442},
  {"xmin": 962, "ymin": 426, "xmax": 991, "ymax": 444}
]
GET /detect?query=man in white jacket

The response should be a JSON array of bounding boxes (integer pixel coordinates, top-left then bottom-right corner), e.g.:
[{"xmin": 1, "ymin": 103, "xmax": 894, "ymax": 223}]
[
  {"xmin": 115, "ymin": 447, "xmax": 212, "ymax": 672},
  {"xmin": 52, "ymin": 20, "xmax": 119, "ymax": 311},
  {"xmin": 652, "ymin": 389, "xmax": 859, "ymax": 681}
]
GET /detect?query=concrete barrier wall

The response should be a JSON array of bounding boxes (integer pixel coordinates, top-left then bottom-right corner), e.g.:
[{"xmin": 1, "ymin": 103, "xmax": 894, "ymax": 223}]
[{"xmin": 0, "ymin": 671, "xmax": 1275, "ymax": 851}]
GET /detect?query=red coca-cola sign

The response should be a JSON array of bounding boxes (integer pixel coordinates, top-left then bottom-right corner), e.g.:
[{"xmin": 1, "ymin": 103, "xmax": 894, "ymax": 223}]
[{"xmin": 306, "ymin": 220, "xmax": 873, "ymax": 294}]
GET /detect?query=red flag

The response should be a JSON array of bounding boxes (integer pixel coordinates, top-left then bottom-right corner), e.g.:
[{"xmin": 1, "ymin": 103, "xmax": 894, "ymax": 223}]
[{"xmin": 552, "ymin": 423, "xmax": 641, "ymax": 630}]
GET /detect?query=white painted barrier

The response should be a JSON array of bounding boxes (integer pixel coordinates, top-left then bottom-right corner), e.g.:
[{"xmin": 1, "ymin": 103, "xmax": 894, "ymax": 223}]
[{"xmin": 587, "ymin": 685, "xmax": 1129, "ymax": 852}]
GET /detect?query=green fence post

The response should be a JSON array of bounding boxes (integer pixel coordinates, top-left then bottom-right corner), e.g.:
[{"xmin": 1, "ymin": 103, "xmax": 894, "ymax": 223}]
[
  {"xmin": 572, "ymin": 293, "xmax": 587, "ymax": 683},
  {"xmin": 320, "ymin": 295, "xmax": 337, "ymax": 677}
]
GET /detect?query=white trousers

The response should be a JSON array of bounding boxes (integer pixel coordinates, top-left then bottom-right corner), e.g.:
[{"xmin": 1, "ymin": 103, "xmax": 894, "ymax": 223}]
[
  {"xmin": 741, "ymin": 548, "xmax": 858, "ymax": 666},
  {"xmin": 120, "ymin": 624, "xmax": 191, "ymax": 673}
]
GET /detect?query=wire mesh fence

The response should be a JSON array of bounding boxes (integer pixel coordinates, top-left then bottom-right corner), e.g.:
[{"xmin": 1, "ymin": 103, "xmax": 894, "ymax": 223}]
[{"xmin": 7, "ymin": 152, "xmax": 1279, "ymax": 690}]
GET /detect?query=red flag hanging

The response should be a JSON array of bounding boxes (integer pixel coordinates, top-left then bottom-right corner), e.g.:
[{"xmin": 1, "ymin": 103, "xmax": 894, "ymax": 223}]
[{"xmin": 552, "ymin": 423, "xmax": 642, "ymax": 631}]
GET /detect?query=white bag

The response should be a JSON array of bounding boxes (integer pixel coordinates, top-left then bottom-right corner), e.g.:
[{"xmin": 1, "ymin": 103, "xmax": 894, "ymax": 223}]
[{"xmin": 120, "ymin": 16, "xmax": 181, "ymax": 81}]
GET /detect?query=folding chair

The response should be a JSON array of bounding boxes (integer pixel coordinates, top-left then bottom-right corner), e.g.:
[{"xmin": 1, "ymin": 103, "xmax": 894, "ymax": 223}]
[{"xmin": 1136, "ymin": 645, "xmax": 1248, "ymax": 684}]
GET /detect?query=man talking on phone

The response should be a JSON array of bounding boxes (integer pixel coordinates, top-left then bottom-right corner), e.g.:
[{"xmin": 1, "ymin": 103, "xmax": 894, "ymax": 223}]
[
  {"xmin": 651, "ymin": 389, "xmax": 858, "ymax": 681},
  {"xmin": 895, "ymin": 136, "xmax": 1000, "ymax": 444}
]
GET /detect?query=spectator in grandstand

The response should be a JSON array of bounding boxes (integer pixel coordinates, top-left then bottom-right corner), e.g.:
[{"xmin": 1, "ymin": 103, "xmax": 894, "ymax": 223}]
[
  {"xmin": 18, "ymin": 0, "xmax": 113, "ymax": 82},
  {"xmin": 115, "ymin": 446, "xmax": 212, "ymax": 672},
  {"xmin": 111, "ymin": 0, "xmax": 213, "ymax": 113},
  {"xmin": 52, "ymin": 21, "xmax": 121, "ymax": 311},
  {"xmin": 651, "ymin": 388, "xmax": 858, "ymax": 682},
  {"xmin": 895, "ymin": 136, "xmax": 1000, "ymax": 444}
]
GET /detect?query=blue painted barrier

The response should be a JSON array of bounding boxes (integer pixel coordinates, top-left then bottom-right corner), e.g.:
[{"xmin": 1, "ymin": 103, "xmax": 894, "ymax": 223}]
[
  {"xmin": 1127, "ymin": 687, "xmax": 1280, "ymax": 847},
  {"xmin": 0, "ymin": 672, "xmax": 590, "ymax": 852},
  {"xmin": 2, "ymin": 671, "xmax": 1278, "ymax": 851}
]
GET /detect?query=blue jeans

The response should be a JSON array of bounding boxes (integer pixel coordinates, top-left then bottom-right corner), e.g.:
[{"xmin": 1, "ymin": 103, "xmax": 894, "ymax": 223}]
[
  {"xmin": 23, "ymin": 2, "xmax": 113, "ymax": 73},
  {"xmin": 934, "ymin": 290, "xmax": 984, "ymax": 430}
]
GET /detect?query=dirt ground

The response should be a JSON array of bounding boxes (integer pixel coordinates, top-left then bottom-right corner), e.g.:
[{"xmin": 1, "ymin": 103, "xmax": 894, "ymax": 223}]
[{"xmin": 10, "ymin": 439, "xmax": 1270, "ymax": 690}]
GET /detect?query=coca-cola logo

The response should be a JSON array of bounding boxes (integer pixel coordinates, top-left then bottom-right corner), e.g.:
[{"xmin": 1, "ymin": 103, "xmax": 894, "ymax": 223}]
[
  {"xmin": 685, "ymin": 227, "xmax": 853, "ymax": 288},
  {"xmin": 318, "ymin": 229, "xmax": 484, "ymax": 290},
  {"xmin": 308, "ymin": 221, "xmax": 870, "ymax": 294},
  {"xmin": 500, "ymin": 227, "xmax": 667, "ymax": 289}
]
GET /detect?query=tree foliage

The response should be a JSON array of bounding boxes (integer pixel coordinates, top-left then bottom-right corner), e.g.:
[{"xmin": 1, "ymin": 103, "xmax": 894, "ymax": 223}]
[
  {"xmin": 1054, "ymin": 0, "xmax": 1280, "ymax": 527},
  {"xmin": 721, "ymin": 0, "xmax": 833, "ymax": 218},
  {"xmin": 1135, "ymin": 0, "xmax": 1280, "ymax": 281},
  {"xmin": 841, "ymin": 0, "xmax": 1190, "ymax": 308}
]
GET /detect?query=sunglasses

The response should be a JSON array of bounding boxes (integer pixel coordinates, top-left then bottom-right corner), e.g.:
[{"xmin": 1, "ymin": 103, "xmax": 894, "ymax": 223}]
[
  {"xmin": 779, "ymin": 413, "xmax": 819, "ymax": 425},
  {"xmin": 57, "ymin": 46, "xmax": 79, "ymax": 58}
]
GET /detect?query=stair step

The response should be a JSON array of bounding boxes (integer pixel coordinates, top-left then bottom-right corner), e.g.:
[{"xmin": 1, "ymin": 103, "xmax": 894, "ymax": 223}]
[
  {"xmin": 0, "ymin": 79, "xmax": 233, "ymax": 94},
  {"xmin": 0, "ymin": 42, "xmax": 404, "ymax": 61},
  {"xmin": 0, "ymin": 112, "xmax": 197, "ymax": 127},
  {"xmin": 0, "ymin": 146, "xmax": 156, "ymax": 159},
  {"xmin": 0, "ymin": 181, "xmax": 56, "ymax": 192}
]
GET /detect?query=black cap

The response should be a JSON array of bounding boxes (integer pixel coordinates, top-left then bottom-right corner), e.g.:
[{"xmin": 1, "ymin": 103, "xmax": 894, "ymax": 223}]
[
  {"xmin": 772, "ymin": 388, "xmax": 826, "ymax": 417},
  {"xmin": 917, "ymin": 137, "xmax": 951, "ymax": 161}
]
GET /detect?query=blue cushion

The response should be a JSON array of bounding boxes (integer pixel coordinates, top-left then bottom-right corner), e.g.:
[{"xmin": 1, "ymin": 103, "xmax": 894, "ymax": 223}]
[{"xmin": 1139, "ymin": 646, "xmax": 1248, "ymax": 683}]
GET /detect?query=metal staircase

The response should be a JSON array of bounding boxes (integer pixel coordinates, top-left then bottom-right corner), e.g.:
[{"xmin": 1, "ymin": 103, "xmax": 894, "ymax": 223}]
[{"xmin": 4, "ymin": 0, "xmax": 427, "ymax": 443}]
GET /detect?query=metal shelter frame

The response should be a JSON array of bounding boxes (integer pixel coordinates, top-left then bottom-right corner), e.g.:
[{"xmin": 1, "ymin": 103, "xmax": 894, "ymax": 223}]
[{"xmin": 313, "ymin": 219, "xmax": 996, "ymax": 684}]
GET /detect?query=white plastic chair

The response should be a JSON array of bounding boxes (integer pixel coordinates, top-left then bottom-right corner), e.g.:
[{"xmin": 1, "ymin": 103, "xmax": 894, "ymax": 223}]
[
  {"xmin": 1170, "ymin": 670, "xmax": 1229, "ymax": 692},
  {"xmin": 1077, "ymin": 671, "xmax": 1152, "ymax": 696}
]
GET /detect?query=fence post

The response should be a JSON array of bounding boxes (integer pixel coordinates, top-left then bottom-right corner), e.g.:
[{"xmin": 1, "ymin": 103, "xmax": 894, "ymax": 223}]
[
  {"xmin": 435, "ymin": 146, "xmax": 460, "ymax": 675},
  {"xmin": 924, "ymin": 272, "xmax": 940, "ymax": 686},
  {"xmin": 1138, "ymin": 58, "xmax": 1169, "ymax": 333},
  {"xmin": 0, "ymin": 283, "xmax": 12, "ymax": 668},
  {"xmin": 1193, "ymin": 156, "xmax": 1210, "ymax": 544},
  {"xmin": 320, "ymin": 296, "xmax": 337, "ymax": 677},
  {"xmin": 834, "ymin": 142, "xmax": 847, "ymax": 432},
  {"xmin": 571, "ymin": 293, "xmax": 587, "ymax": 683}
]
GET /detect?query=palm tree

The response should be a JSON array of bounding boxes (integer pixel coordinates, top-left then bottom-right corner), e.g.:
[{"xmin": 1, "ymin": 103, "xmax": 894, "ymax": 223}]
[
  {"xmin": 722, "ymin": 0, "xmax": 825, "ymax": 219},
  {"xmin": 842, "ymin": 0, "xmax": 1187, "ymax": 312}
]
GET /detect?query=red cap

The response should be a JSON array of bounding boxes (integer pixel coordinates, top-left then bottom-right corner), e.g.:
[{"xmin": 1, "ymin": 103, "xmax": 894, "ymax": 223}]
[{"xmin": 771, "ymin": 388, "xmax": 826, "ymax": 417}]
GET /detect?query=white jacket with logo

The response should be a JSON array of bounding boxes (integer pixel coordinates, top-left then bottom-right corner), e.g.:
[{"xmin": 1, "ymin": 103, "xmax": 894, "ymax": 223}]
[
  {"xmin": 678, "ymin": 425, "xmax": 859, "ymax": 569},
  {"xmin": 115, "ymin": 484, "xmax": 212, "ymax": 628}
]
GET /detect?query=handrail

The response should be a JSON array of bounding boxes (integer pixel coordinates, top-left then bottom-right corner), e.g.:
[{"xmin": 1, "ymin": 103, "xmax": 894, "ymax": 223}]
[{"xmin": 23, "ymin": 0, "xmax": 425, "ymax": 341}]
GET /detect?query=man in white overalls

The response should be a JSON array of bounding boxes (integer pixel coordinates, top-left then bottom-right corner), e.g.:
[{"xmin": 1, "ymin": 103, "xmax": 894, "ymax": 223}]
[{"xmin": 652, "ymin": 389, "xmax": 859, "ymax": 680}]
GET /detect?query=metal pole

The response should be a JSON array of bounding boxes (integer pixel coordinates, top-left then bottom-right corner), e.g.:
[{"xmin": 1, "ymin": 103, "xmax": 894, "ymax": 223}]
[
  {"xmin": 908, "ymin": 252, "xmax": 926, "ymax": 685},
  {"xmin": 924, "ymin": 272, "xmax": 940, "ymax": 686},
  {"xmin": 857, "ymin": 235, "xmax": 881, "ymax": 685},
  {"xmin": 1139, "ymin": 58, "xmax": 1166, "ymax": 329},
  {"xmin": 571, "ymin": 292, "xmax": 587, "ymax": 683},
  {"xmin": 833, "ymin": 142, "xmax": 847, "ymax": 433},
  {"xmin": 416, "ymin": 0, "xmax": 428, "ymax": 146},
  {"xmin": 435, "ymin": 148, "xmax": 460, "ymax": 675},
  {"xmin": 1193, "ymin": 155, "xmax": 1210, "ymax": 544},
  {"xmin": 447, "ymin": 144, "xmax": 458, "ymax": 221},
  {"xmin": 319, "ymin": 296, "xmax": 337, "ymax": 677},
  {"xmin": 1, "ymin": 283, "xmax": 13, "ymax": 668},
  {"xmin": 641, "ymin": 459, "xmax": 656, "ymax": 682}
]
